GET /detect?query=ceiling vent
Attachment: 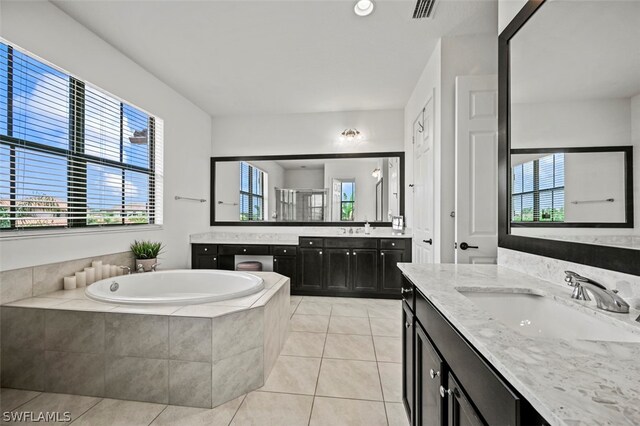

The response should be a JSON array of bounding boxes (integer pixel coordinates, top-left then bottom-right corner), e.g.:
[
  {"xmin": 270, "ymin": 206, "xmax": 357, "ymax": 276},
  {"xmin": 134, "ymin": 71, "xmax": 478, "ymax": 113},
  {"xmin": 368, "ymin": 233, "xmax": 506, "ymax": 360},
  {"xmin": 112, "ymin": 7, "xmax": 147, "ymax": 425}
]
[{"xmin": 412, "ymin": 0, "xmax": 436, "ymax": 19}]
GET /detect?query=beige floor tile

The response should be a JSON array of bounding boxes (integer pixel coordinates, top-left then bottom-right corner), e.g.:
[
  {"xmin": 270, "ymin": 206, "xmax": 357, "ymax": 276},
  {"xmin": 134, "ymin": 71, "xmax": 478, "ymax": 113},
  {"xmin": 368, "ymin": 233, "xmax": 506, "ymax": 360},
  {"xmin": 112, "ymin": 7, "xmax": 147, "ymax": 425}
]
[
  {"xmin": 281, "ymin": 332, "xmax": 326, "ymax": 357},
  {"xmin": 295, "ymin": 302, "xmax": 332, "ymax": 316},
  {"xmin": 230, "ymin": 391, "xmax": 313, "ymax": 426},
  {"xmin": 301, "ymin": 296, "xmax": 340, "ymax": 304},
  {"xmin": 316, "ymin": 359, "xmax": 383, "ymax": 401},
  {"xmin": 323, "ymin": 334, "xmax": 376, "ymax": 361},
  {"xmin": 330, "ymin": 303, "xmax": 369, "ymax": 317},
  {"xmin": 367, "ymin": 305, "xmax": 402, "ymax": 320},
  {"xmin": 150, "ymin": 396, "xmax": 244, "ymax": 426},
  {"xmin": 309, "ymin": 397, "xmax": 387, "ymax": 426},
  {"xmin": 73, "ymin": 398, "xmax": 165, "ymax": 426},
  {"xmin": 6, "ymin": 392, "xmax": 101, "ymax": 425},
  {"xmin": 378, "ymin": 362, "xmax": 402, "ymax": 402},
  {"xmin": 386, "ymin": 402, "xmax": 410, "ymax": 426},
  {"xmin": 327, "ymin": 316, "xmax": 371, "ymax": 335},
  {"xmin": 373, "ymin": 336, "xmax": 402, "ymax": 363},
  {"xmin": 290, "ymin": 314, "xmax": 329, "ymax": 333},
  {"xmin": 261, "ymin": 356, "xmax": 321, "ymax": 395},
  {"xmin": 0, "ymin": 388, "xmax": 41, "ymax": 412},
  {"xmin": 370, "ymin": 317, "xmax": 401, "ymax": 337},
  {"xmin": 290, "ymin": 296, "xmax": 303, "ymax": 304}
]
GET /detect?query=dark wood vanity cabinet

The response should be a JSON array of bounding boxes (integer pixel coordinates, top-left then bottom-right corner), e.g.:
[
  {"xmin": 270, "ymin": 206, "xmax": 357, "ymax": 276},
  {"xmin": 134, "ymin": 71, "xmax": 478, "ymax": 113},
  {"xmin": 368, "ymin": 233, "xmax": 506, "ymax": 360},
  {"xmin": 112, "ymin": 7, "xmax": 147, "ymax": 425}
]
[
  {"xmin": 192, "ymin": 236, "xmax": 411, "ymax": 298},
  {"xmin": 298, "ymin": 247, "xmax": 324, "ymax": 290},
  {"xmin": 402, "ymin": 276, "xmax": 548, "ymax": 426}
]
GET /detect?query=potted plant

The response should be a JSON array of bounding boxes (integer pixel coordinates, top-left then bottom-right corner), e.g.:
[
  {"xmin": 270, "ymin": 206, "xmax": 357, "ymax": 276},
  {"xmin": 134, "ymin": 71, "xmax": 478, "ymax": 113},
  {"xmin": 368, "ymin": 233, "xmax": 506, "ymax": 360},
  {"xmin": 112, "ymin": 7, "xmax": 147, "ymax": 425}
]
[{"xmin": 130, "ymin": 240, "xmax": 164, "ymax": 272}]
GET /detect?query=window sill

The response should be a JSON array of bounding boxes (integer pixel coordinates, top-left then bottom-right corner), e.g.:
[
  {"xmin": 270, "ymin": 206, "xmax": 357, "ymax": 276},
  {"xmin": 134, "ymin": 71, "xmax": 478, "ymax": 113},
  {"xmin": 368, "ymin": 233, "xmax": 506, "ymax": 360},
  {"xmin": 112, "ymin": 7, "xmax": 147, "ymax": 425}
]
[{"xmin": 0, "ymin": 224, "xmax": 163, "ymax": 241}]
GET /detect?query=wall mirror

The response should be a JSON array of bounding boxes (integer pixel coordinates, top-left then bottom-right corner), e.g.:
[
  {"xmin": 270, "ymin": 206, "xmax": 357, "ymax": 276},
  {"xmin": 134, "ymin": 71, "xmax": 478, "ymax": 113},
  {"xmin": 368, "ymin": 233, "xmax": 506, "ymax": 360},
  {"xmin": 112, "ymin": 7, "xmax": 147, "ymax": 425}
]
[
  {"xmin": 499, "ymin": 0, "xmax": 640, "ymax": 274},
  {"xmin": 210, "ymin": 152, "xmax": 404, "ymax": 226}
]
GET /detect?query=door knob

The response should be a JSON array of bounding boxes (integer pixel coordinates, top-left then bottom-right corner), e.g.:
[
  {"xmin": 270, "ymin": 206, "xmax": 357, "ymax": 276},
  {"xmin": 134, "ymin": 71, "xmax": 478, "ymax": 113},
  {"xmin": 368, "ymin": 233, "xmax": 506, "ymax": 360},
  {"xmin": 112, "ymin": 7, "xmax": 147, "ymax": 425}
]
[
  {"xmin": 459, "ymin": 242, "xmax": 479, "ymax": 250},
  {"xmin": 439, "ymin": 386, "xmax": 453, "ymax": 398},
  {"xmin": 429, "ymin": 369, "xmax": 440, "ymax": 379},
  {"xmin": 423, "ymin": 239, "xmax": 432, "ymax": 245},
  {"xmin": 405, "ymin": 321, "xmax": 411, "ymax": 329}
]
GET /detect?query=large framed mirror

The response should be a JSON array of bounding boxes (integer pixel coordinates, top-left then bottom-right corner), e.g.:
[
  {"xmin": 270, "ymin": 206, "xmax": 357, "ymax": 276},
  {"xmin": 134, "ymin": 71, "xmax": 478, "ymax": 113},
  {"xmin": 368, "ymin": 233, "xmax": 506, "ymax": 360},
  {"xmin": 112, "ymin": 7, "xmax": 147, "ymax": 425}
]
[
  {"xmin": 499, "ymin": 0, "xmax": 640, "ymax": 275},
  {"xmin": 210, "ymin": 152, "xmax": 404, "ymax": 226}
]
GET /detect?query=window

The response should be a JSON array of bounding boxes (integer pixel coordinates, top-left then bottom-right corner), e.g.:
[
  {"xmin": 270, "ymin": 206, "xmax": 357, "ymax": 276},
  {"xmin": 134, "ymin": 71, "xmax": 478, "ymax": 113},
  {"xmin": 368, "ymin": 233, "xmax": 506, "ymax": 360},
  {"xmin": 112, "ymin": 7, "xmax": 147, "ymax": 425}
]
[
  {"xmin": 0, "ymin": 41, "xmax": 163, "ymax": 231},
  {"xmin": 511, "ymin": 153, "xmax": 564, "ymax": 222},
  {"xmin": 340, "ymin": 180, "xmax": 355, "ymax": 221},
  {"xmin": 239, "ymin": 162, "xmax": 264, "ymax": 221}
]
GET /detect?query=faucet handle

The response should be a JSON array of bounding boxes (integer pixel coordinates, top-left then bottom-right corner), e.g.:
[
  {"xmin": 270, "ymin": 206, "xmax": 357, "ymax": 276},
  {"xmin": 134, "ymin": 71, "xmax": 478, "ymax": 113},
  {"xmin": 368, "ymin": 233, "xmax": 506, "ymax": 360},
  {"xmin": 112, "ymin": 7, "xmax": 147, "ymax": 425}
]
[{"xmin": 564, "ymin": 270, "xmax": 581, "ymax": 287}]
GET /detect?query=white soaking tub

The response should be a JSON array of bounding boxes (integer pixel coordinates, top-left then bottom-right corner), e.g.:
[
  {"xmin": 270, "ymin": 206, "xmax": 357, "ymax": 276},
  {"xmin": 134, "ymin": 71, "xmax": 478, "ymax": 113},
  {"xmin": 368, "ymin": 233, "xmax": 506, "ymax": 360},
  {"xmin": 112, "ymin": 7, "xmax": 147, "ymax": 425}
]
[{"xmin": 85, "ymin": 269, "xmax": 264, "ymax": 305}]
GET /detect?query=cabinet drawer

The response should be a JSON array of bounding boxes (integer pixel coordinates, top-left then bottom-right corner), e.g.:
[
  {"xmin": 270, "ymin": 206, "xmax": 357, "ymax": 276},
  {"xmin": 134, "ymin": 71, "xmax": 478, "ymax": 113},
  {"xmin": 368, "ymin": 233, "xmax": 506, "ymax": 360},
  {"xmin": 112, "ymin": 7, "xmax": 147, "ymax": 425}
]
[
  {"xmin": 380, "ymin": 239, "xmax": 406, "ymax": 250},
  {"xmin": 325, "ymin": 238, "xmax": 377, "ymax": 249},
  {"xmin": 272, "ymin": 246, "xmax": 297, "ymax": 256},
  {"xmin": 192, "ymin": 244, "xmax": 218, "ymax": 255},
  {"xmin": 218, "ymin": 245, "xmax": 270, "ymax": 255},
  {"xmin": 299, "ymin": 237, "xmax": 324, "ymax": 247},
  {"xmin": 415, "ymin": 290, "xmax": 520, "ymax": 426}
]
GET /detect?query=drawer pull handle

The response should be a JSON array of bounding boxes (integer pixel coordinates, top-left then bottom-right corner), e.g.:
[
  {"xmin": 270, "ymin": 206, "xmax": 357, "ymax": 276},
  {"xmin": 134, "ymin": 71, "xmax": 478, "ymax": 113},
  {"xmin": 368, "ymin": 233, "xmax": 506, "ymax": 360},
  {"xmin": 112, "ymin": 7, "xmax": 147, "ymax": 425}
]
[
  {"xmin": 405, "ymin": 321, "xmax": 411, "ymax": 329},
  {"xmin": 439, "ymin": 386, "xmax": 452, "ymax": 398},
  {"xmin": 213, "ymin": 257, "xmax": 217, "ymax": 261},
  {"xmin": 381, "ymin": 253, "xmax": 385, "ymax": 257},
  {"xmin": 401, "ymin": 288, "xmax": 412, "ymax": 295},
  {"xmin": 284, "ymin": 250, "xmax": 287, "ymax": 253},
  {"xmin": 274, "ymin": 259, "xmax": 277, "ymax": 262},
  {"xmin": 347, "ymin": 251, "xmax": 350, "ymax": 255},
  {"xmin": 319, "ymin": 251, "xmax": 323, "ymax": 255},
  {"xmin": 429, "ymin": 369, "xmax": 440, "ymax": 379},
  {"xmin": 392, "ymin": 243, "xmax": 395, "ymax": 246},
  {"xmin": 204, "ymin": 248, "xmax": 208, "ymax": 252},
  {"xmin": 309, "ymin": 241, "xmax": 313, "ymax": 245},
  {"xmin": 243, "ymin": 249, "xmax": 247, "ymax": 252}
]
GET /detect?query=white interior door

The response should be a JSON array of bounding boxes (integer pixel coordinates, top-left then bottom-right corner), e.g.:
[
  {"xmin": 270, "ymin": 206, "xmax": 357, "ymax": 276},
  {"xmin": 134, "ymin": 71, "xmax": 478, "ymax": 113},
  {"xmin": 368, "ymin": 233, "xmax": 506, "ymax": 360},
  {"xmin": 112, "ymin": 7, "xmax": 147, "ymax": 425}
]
[
  {"xmin": 412, "ymin": 91, "xmax": 435, "ymax": 264},
  {"xmin": 455, "ymin": 75, "xmax": 498, "ymax": 264}
]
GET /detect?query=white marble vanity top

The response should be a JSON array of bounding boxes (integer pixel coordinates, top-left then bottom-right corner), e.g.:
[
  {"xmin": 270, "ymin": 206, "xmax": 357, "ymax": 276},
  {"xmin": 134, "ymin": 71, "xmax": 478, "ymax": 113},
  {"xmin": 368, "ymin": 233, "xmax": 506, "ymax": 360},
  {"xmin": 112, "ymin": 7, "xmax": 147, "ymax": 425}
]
[
  {"xmin": 190, "ymin": 229, "xmax": 411, "ymax": 245},
  {"xmin": 398, "ymin": 263, "xmax": 640, "ymax": 426}
]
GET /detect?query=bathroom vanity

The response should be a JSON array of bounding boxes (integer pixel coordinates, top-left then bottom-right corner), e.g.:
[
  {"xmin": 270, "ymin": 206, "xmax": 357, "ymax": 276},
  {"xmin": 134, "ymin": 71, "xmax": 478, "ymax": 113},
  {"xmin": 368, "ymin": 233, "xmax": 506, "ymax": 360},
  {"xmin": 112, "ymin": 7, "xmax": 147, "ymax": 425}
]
[
  {"xmin": 399, "ymin": 263, "xmax": 640, "ymax": 426},
  {"xmin": 191, "ymin": 235, "xmax": 411, "ymax": 298}
]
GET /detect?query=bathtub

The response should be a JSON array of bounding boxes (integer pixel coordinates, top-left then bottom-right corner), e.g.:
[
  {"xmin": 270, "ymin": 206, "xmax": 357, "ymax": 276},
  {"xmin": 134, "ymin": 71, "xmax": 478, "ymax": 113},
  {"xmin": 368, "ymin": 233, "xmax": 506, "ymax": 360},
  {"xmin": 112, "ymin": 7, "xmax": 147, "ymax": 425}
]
[{"xmin": 85, "ymin": 269, "xmax": 264, "ymax": 305}]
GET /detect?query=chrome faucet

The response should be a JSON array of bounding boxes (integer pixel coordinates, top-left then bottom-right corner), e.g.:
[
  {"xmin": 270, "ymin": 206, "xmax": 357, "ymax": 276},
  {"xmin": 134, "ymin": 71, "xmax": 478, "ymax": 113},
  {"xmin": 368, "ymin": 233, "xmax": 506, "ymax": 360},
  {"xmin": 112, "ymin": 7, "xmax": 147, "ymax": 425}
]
[
  {"xmin": 151, "ymin": 263, "xmax": 159, "ymax": 272},
  {"xmin": 136, "ymin": 263, "xmax": 145, "ymax": 273},
  {"xmin": 564, "ymin": 271, "xmax": 630, "ymax": 313},
  {"xmin": 120, "ymin": 266, "xmax": 131, "ymax": 275}
]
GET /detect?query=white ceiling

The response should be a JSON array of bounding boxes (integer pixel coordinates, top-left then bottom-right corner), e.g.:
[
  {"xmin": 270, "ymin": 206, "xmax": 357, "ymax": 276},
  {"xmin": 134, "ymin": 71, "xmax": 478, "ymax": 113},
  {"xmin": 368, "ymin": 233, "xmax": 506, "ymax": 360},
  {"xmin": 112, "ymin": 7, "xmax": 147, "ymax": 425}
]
[
  {"xmin": 511, "ymin": 0, "xmax": 640, "ymax": 104},
  {"xmin": 52, "ymin": 0, "xmax": 497, "ymax": 116}
]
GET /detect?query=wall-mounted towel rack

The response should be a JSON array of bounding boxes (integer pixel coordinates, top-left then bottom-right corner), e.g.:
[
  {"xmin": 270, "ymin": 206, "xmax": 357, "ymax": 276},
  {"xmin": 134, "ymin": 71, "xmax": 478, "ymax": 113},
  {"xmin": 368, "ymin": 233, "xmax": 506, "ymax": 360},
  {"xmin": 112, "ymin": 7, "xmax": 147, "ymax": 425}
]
[
  {"xmin": 570, "ymin": 198, "xmax": 614, "ymax": 205},
  {"xmin": 217, "ymin": 201, "xmax": 239, "ymax": 206},
  {"xmin": 175, "ymin": 196, "xmax": 207, "ymax": 203}
]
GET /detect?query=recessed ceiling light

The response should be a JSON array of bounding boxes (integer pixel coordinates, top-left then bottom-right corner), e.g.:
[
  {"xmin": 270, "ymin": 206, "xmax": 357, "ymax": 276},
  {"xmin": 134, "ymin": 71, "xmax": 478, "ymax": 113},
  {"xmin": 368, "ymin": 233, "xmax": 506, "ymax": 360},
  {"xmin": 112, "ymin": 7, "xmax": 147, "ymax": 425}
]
[{"xmin": 354, "ymin": 0, "xmax": 374, "ymax": 17}]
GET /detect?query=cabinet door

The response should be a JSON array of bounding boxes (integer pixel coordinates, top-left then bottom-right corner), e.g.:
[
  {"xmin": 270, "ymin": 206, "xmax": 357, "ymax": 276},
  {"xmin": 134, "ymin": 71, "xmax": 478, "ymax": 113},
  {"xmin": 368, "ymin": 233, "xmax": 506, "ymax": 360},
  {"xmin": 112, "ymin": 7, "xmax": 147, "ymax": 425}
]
[
  {"xmin": 298, "ymin": 248, "xmax": 324, "ymax": 290},
  {"xmin": 193, "ymin": 254, "xmax": 218, "ymax": 269},
  {"xmin": 380, "ymin": 249, "xmax": 406, "ymax": 293},
  {"xmin": 416, "ymin": 324, "xmax": 446, "ymax": 426},
  {"xmin": 402, "ymin": 302, "xmax": 414, "ymax": 424},
  {"xmin": 324, "ymin": 248, "xmax": 351, "ymax": 292},
  {"xmin": 274, "ymin": 256, "xmax": 296, "ymax": 286},
  {"xmin": 447, "ymin": 373, "xmax": 484, "ymax": 426},
  {"xmin": 351, "ymin": 249, "xmax": 378, "ymax": 292}
]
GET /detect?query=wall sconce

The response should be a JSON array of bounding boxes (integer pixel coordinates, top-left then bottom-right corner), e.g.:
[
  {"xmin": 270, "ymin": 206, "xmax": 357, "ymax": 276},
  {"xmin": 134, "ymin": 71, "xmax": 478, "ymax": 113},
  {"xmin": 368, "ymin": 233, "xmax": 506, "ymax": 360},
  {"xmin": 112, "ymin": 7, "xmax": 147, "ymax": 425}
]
[{"xmin": 340, "ymin": 128, "xmax": 362, "ymax": 142}]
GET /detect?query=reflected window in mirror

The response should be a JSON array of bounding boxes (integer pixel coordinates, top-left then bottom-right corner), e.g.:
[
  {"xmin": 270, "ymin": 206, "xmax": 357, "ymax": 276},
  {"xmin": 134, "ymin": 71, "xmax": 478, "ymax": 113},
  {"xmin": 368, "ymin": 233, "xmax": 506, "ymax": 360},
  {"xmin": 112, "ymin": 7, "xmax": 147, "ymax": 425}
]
[
  {"xmin": 239, "ymin": 162, "xmax": 265, "ymax": 221},
  {"xmin": 340, "ymin": 180, "xmax": 355, "ymax": 221},
  {"xmin": 511, "ymin": 153, "xmax": 565, "ymax": 223}
]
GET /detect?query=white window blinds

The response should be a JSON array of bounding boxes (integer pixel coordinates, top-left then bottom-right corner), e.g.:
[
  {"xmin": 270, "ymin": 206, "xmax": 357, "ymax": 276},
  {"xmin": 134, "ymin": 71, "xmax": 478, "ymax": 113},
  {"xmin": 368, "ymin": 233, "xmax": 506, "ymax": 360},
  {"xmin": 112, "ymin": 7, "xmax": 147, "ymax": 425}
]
[{"xmin": 0, "ymin": 40, "xmax": 163, "ymax": 231}]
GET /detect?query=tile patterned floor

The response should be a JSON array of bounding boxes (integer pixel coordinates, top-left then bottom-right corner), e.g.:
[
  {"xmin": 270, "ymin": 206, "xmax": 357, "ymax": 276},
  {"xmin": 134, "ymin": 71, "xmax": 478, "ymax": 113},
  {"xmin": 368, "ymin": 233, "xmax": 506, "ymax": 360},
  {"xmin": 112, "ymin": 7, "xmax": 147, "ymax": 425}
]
[{"xmin": 0, "ymin": 296, "xmax": 408, "ymax": 426}]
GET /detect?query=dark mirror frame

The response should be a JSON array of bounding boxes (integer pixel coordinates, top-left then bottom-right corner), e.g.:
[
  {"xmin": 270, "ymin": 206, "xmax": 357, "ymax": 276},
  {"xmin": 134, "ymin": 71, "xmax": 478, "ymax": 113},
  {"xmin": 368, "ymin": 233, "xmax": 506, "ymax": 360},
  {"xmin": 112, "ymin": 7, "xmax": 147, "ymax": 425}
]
[
  {"xmin": 210, "ymin": 151, "xmax": 405, "ymax": 227},
  {"xmin": 510, "ymin": 146, "xmax": 633, "ymax": 228},
  {"xmin": 498, "ymin": 0, "xmax": 640, "ymax": 276}
]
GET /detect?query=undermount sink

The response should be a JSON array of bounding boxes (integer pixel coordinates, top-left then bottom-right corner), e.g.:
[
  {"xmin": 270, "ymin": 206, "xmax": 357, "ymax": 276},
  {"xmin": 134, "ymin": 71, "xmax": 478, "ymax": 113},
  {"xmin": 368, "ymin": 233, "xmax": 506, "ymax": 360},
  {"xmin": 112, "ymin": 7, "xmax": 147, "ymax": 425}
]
[{"xmin": 458, "ymin": 290, "xmax": 640, "ymax": 343}]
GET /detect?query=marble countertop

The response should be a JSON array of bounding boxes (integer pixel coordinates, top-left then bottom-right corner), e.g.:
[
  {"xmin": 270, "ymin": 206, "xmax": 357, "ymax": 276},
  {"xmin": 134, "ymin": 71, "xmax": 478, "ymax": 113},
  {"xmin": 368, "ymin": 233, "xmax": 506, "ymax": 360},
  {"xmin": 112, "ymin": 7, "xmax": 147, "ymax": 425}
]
[
  {"xmin": 190, "ymin": 229, "xmax": 411, "ymax": 245},
  {"xmin": 398, "ymin": 263, "xmax": 640, "ymax": 426}
]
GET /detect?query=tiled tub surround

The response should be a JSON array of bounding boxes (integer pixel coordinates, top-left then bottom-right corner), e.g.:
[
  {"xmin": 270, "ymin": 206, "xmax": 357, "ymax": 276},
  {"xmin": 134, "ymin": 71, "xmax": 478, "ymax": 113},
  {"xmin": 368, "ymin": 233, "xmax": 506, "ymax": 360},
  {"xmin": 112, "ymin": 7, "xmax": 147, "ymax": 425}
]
[
  {"xmin": 0, "ymin": 251, "xmax": 134, "ymax": 305},
  {"xmin": 0, "ymin": 272, "xmax": 290, "ymax": 409},
  {"xmin": 498, "ymin": 247, "xmax": 640, "ymax": 309},
  {"xmin": 399, "ymin": 263, "xmax": 640, "ymax": 426}
]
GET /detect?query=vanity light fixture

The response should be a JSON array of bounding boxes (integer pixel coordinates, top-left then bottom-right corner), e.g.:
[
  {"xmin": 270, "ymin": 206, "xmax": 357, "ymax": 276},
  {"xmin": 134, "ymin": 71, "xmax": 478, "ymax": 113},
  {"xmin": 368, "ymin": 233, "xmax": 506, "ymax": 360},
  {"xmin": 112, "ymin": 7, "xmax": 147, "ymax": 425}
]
[
  {"xmin": 354, "ymin": 0, "xmax": 374, "ymax": 16},
  {"xmin": 340, "ymin": 128, "xmax": 362, "ymax": 142}
]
